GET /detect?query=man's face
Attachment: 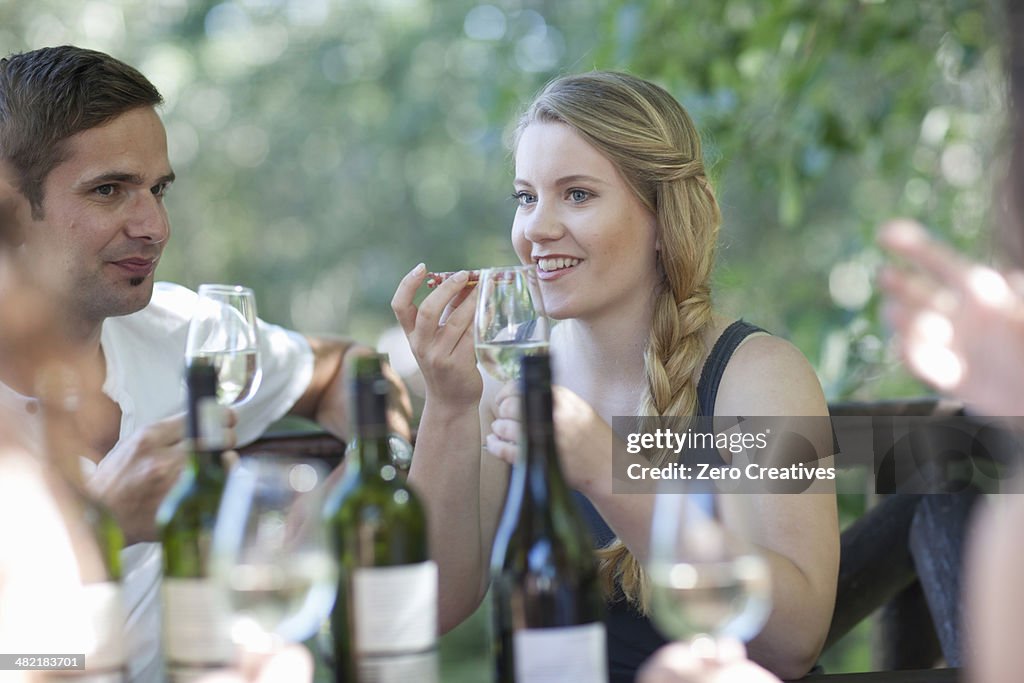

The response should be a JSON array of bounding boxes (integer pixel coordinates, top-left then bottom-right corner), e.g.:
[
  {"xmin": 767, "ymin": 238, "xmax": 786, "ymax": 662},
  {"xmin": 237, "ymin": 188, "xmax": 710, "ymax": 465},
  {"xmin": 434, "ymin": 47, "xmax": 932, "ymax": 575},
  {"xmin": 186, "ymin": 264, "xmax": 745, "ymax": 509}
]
[{"xmin": 21, "ymin": 106, "xmax": 174, "ymax": 324}]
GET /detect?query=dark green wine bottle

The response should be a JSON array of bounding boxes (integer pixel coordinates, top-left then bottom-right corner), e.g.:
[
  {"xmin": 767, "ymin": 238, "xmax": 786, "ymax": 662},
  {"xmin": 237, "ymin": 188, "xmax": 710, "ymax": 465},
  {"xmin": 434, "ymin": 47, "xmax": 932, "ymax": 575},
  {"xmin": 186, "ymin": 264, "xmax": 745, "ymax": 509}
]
[
  {"xmin": 157, "ymin": 362, "xmax": 232, "ymax": 681},
  {"xmin": 325, "ymin": 355, "xmax": 438, "ymax": 683},
  {"xmin": 490, "ymin": 354, "xmax": 608, "ymax": 683}
]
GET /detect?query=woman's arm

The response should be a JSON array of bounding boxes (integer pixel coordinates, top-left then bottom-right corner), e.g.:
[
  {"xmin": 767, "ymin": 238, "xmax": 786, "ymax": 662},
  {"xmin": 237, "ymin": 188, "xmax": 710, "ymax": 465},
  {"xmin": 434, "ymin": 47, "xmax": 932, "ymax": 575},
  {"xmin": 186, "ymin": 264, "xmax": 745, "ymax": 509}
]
[
  {"xmin": 392, "ymin": 266, "xmax": 487, "ymax": 631},
  {"xmin": 711, "ymin": 336, "xmax": 839, "ymax": 679}
]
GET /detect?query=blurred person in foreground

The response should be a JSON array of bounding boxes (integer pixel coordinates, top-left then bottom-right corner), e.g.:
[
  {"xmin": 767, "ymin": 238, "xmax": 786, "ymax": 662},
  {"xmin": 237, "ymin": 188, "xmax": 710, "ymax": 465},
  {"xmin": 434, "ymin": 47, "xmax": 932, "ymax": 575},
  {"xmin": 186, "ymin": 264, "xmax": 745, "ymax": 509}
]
[
  {"xmin": 636, "ymin": 0, "xmax": 1024, "ymax": 681},
  {"xmin": 393, "ymin": 71, "xmax": 839, "ymax": 681},
  {"xmin": 879, "ymin": 3, "xmax": 1024, "ymax": 681},
  {"xmin": 0, "ymin": 45, "xmax": 408, "ymax": 682}
]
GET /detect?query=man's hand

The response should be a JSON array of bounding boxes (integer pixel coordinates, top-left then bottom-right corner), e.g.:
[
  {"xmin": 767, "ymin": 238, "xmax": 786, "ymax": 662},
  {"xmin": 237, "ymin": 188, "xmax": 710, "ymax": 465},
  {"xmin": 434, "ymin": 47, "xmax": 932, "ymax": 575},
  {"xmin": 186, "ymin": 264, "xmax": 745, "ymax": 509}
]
[{"xmin": 87, "ymin": 412, "xmax": 237, "ymax": 545}]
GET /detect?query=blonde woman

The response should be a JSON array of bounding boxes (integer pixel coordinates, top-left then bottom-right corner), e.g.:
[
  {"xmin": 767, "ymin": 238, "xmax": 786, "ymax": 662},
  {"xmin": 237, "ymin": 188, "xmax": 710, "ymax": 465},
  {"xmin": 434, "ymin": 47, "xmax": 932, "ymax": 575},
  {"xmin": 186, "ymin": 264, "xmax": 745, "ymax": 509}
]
[{"xmin": 392, "ymin": 71, "xmax": 838, "ymax": 681}]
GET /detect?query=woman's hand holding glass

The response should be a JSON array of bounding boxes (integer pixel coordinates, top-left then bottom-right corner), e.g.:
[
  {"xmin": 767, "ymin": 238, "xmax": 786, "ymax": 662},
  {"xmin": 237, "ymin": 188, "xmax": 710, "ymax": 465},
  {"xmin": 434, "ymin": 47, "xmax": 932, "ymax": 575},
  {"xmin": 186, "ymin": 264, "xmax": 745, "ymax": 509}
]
[
  {"xmin": 186, "ymin": 284, "xmax": 262, "ymax": 406},
  {"xmin": 211, "ymin": 458, "xmax": 338, "ymax": 655},
  {"xmin": 391, "ymin": 265, "xmax": 483, "ymax": 409},
  {"xmin": 647, "ymin": 484, "xmax": 772, "ymax": 657}
]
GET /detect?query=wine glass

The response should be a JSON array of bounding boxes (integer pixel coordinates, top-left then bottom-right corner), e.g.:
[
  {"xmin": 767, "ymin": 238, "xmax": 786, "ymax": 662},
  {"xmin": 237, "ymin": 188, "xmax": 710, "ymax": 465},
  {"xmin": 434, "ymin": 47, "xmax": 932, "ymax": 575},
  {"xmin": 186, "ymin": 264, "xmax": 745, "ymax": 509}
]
[
  {"xmin": 211, "ymin": 457, "xmax": 338, "ymax": 654},
  {"xmin": 186, "ymin": 284, "xmax": 262, "ymax": 405},
  {"xmin": 647, "ymin": 482, "xmax": 772, "ymax": 654},
  {"xmin": 474, "ymin": 265, "xmax": 550, "ymax": 381}
]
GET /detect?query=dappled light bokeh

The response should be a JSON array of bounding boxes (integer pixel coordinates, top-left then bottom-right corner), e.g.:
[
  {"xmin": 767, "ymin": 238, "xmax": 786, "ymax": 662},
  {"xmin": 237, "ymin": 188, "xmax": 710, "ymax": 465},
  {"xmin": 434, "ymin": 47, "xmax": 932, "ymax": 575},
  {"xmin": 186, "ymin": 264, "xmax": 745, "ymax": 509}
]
[{"xmin": 0, "ymin": 1, "xmax": 1003, "ymax": 406}]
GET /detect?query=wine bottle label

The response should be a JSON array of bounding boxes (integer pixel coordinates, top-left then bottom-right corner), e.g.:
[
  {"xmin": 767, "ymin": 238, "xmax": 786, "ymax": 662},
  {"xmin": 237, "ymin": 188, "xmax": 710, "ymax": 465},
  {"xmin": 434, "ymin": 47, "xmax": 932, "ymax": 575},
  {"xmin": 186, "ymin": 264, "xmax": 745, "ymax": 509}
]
[
  {"xmin": 513, "ymin": 622, "xmax": 608, "ymax": 683},
  {"xmin": 161, "ymin": 578, "xmax": 233, "ymax": 675},
  {"xmin": 196, "ymin": 397, "xmax": 226, "ymax": 450},
  {"xmin": 352, "ymin": 561, "xmax": 438, "ymax": 654},
  {"xmin": 357, "ymin": 650, "xmax": 440, "ymax": 683}
]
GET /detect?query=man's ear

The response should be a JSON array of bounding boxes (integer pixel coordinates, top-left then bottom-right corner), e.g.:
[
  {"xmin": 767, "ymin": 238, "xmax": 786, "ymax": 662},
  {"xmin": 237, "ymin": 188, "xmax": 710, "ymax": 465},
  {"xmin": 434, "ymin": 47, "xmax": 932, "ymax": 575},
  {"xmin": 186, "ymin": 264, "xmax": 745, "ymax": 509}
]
[
  {"xmin": 0, "ymin": 164, "xmax": 30, "ymax": 247},
  {"xmin": 0, "ymin": 192, "xmax": 28, "ymax": 247}
]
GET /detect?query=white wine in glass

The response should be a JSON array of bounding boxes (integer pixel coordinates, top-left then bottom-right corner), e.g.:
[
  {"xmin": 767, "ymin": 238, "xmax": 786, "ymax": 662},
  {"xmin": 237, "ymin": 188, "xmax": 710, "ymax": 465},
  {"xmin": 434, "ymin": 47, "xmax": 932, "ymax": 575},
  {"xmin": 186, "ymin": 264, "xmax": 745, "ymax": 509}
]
[
  {"xmin": 647, "ymin": 486, "xmax": 772, "ymax": 650},
  {"xmin": 212, "ymin": 458, "xmax": 338, "ymax": 652},
  {"xmin": 186, "ymin": 284, "xmax": 263, "ymax": 405},
  {"xmin": 474, "ymin": 265, "xmax": 550, "ymax": 382}
]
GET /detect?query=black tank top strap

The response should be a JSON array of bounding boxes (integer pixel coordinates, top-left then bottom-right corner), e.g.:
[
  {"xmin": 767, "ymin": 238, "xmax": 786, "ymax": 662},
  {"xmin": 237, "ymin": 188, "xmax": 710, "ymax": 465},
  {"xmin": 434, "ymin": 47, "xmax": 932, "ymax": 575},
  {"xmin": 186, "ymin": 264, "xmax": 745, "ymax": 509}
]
[{"xmin": 696, "ymin": 320, "xmax": 767, "ymax": 417}]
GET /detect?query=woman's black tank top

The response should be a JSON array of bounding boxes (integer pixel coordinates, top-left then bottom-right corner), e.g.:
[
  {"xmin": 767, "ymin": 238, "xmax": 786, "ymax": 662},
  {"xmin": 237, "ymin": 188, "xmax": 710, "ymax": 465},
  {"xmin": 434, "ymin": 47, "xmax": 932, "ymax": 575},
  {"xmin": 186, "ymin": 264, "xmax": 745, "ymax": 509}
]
[{"xmin": 573, "ymin": 320, "xmax": 765, "ymax": 682}]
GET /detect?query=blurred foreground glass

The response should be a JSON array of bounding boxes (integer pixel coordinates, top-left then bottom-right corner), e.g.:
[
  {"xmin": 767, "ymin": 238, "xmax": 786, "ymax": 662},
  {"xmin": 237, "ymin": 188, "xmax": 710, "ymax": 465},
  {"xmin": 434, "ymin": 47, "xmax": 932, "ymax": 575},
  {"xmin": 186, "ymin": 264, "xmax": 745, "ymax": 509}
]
[
  {"xmin": 474, "ymin": 265, "xmax": 550, "ymax": 382},
  {"xmin": 212, "ymin": 457, "xmax": 338, "ymax": 653},
  {"xmin": 186, "ymin": 284, "xmax": 262, "ymax": 405},
  {"xmin": 647, "ymin": 482, "xmax": 772, "ymax": 653}
]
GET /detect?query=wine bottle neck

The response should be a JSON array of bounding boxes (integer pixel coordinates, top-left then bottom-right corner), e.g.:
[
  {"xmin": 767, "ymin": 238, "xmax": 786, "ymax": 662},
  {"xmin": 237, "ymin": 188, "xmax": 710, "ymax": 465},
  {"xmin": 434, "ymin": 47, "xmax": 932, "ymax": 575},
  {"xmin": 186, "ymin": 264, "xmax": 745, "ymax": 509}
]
[
  {"xmin": 352, "ymin": 361, "xmax": 391, "ymax": 476},
  {"xmin": 354, "ymin": 434, "xmax": 391, "ymax": 475},
  {"xmin": 515, "ymin": 381, "xmax": 572, "ymax": 507},
  {"xmin": 186, "ymin": 366, "xmax": 224, "ymax": 486}
]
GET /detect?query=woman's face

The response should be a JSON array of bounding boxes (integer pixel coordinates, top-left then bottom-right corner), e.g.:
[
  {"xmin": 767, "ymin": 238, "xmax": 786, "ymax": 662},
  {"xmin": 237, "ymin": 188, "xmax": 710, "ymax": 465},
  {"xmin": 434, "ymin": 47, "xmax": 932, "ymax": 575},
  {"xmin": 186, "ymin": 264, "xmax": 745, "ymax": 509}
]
[{"xmin": 511, "ymin": 121, "xmax": 660, "ymax": 323}]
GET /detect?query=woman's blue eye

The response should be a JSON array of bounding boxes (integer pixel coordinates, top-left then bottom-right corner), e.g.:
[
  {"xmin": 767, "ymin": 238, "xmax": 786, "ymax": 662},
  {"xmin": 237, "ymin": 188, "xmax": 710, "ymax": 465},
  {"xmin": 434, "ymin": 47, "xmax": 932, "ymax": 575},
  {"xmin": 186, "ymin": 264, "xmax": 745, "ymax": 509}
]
[
  {"xmin": 512, "ymin": 191, "xmax": 536, "ymax": 206},
  {"xmin": 569, "ymin": 189, "xmax": 590, "ymax": 202}
]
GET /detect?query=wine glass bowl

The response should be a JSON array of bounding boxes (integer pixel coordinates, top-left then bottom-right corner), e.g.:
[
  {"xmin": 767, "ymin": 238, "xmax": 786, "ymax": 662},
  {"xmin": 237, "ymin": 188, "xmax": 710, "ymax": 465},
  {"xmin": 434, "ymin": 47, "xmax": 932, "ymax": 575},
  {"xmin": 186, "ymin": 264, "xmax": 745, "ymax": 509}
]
[
  {"xmin": 474, "ymin": 265, "xmax": 550, "ymax": 382},
  {"xmin": 211, "ymin": 457, "xmax": 338, "ymax": 652},
  {"xmin": 186, "ymin": 284, "xmax": 262, "ymax": 405},
  {"xmin": 647, "ymin": 487, "xmax": 772, "ymax": 647}
]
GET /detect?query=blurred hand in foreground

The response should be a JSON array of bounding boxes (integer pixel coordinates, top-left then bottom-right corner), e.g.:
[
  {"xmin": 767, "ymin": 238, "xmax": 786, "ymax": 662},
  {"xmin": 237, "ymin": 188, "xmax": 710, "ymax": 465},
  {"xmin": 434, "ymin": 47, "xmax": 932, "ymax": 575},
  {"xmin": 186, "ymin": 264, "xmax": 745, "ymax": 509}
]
[
  {"xmin": 638, "ymin": 638, "xmax": 780, "ymax": 683},
  {"xmin": 878, "ymin": 218, "xmax": 1024, "ymax": 417}
]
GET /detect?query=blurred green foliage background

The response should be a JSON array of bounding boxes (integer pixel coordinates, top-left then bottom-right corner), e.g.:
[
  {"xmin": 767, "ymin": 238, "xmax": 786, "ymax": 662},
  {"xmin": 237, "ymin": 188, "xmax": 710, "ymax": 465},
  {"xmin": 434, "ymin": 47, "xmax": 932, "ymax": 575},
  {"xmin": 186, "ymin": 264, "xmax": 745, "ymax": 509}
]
[
  {"xmin": 0, "ymin": 0, "xmax": 1006, "ymax": 403},
  {"xmin": 0, "ymin": 0, "xmax": 1007, "ymax": 675}
]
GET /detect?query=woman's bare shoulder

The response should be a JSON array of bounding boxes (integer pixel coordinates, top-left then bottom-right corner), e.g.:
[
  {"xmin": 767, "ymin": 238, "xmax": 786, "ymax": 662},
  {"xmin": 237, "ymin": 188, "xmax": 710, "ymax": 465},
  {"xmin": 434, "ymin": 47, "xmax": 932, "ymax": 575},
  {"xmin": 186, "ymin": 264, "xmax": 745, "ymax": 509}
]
[{"xmin": 712, "ymin": 328, "xmax": 827, "ymax": 417}]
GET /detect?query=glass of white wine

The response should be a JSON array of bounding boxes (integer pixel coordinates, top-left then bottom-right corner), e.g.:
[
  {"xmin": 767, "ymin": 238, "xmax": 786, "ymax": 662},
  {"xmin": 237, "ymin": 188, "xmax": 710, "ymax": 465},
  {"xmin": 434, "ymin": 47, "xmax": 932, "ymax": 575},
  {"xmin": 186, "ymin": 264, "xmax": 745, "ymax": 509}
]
[
  {"xmin": 211, "ymin": 457, "xmax": 339, "ymax": 654},
  {"xmin": 647, "ymin": 481, "xmax": 772, "ymax": 654},
  {"xmin": 186, "ymin": 284, "xmax": 262, "ymax": 405},
  {"xmin": 474, "ymin": 265, "xmax": 550, "ymax": 381}
]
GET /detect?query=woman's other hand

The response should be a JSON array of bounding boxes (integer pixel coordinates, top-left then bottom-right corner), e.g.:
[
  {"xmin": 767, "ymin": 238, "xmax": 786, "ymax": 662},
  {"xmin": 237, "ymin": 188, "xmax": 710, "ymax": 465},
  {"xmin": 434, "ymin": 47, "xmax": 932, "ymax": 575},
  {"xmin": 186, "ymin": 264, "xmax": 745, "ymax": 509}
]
[{"xmin": 487, "ymin": 382, "xmax": 613, "ymax": 493}]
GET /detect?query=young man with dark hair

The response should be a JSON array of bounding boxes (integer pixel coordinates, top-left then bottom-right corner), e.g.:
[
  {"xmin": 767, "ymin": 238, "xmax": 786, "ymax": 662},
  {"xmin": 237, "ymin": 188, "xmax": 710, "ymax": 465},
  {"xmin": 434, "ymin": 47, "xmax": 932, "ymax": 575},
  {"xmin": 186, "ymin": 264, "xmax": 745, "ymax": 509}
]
[{"xmin": 0, "ymin": 45, "xmax": 409, "ymax": 682}]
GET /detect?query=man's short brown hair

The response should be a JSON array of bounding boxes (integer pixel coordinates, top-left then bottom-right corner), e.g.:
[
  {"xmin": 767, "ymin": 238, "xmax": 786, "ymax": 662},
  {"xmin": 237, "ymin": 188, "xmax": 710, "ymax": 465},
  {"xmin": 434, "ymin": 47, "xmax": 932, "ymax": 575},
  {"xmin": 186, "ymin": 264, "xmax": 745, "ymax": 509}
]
[{"xmin": 0, "ymin": 45, "xmax": 163, "ymax": 216}]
